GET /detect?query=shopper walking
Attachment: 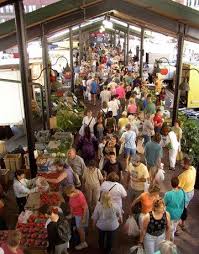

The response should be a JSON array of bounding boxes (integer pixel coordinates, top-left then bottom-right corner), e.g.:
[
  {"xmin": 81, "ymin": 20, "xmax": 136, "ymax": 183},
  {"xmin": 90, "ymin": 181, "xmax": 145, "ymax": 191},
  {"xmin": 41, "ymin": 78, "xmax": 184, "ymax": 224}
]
[
  {"xmin": 64, "ymin": 185, "xmax": 89, "ymax": 250},
  {"xmin": 67, "ymin": 148, "xmax": 86, "ymax": 183},
  {"xmin": 120, "ymin": 123, "xmax": 136, "ymax": 170},
  {"xmin": 79, "ymin": 110, "xmax": 96, "ymax": 136},
  {"xmin": 100, "ymin": 86, "xmax": 111, "ymax": 105},
  {"xmin": 142, "ymin": 113, "xmax": 155, "ymax": 146},
  {"xmin": 178, "ymin": 156, "xmax": 196, "ymax": 230},
  {"xmin": 144, "ymin": 133, "xmax": 163, "ymax": 181},
  {"xmin": 139, "ymin": 199, "xmax": 171, "ymax": 254},
  {"xmin": 166, "ymin": 130, "xmax": 179, "ymax": 171},
  {"xmin": 77, "ymin": 126, "xmax": 98, "ymax": 165},
  {"xmin": 153, "ymin": 109, "xmax": 164, "ymax": 133},
  {"xmin": 144, "ymin": 94, "xmax": 156, "ymax": 116},
  {"xmin": 164, "ymin": 177, "xmax": 187, "ymax": 239},
  {"xmin": 172, "ymin": 120, "xmax": 183, "ymax": 161},
  {"xmin": 127, "ymin": 154, "xmax": 149, "ymax": 201},
  {"xmin": 92, "ymin": 192, "xmax": 122, "ymax": 254},
  {"xmin": 82, "ymin": 160, "xmax": 103, "ymax": 212},
  {"xmin": 100, "ymin": 172, "xmax": 127, "ymax": 212},
  {"xmin": 46, "ymin": 207, "xmax": 70, "ymax": 254},
  {"xmin": 103, "ymin": 152, "xmax": 123, "ymax": 180},
  {"xmin": 131, "ymin": 184, "xmax": 160, "ymax": 228}
]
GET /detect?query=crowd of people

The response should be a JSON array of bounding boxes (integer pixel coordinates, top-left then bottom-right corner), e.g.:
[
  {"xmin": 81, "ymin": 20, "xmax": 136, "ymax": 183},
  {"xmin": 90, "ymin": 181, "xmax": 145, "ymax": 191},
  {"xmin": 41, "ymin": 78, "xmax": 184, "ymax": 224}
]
[{"xmin": 0, "ymin": 45, "xmax": 196, "ymax": 254}]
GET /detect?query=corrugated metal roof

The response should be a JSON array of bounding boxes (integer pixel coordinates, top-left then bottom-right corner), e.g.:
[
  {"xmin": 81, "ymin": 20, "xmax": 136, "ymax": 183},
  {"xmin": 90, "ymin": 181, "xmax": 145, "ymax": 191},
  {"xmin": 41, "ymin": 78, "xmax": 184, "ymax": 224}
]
[{"xmin": 0, "ymin": 0, "xmax": 198, "ymax": 51}]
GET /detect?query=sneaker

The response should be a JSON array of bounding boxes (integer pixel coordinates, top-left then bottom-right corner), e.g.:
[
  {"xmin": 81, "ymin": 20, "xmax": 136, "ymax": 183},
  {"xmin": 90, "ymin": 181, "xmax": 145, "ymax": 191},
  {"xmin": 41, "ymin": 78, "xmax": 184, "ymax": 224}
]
[{"xmin": 75, "ymin": 242, "xmax": 88, "ymax": 250}]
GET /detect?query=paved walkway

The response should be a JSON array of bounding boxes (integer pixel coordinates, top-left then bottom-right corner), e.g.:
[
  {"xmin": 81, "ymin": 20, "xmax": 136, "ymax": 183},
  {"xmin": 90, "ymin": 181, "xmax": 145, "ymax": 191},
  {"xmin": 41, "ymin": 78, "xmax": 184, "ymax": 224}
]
[{"xmin": 3, "ymin": 99, "xmax": 199, "ymax": 254}]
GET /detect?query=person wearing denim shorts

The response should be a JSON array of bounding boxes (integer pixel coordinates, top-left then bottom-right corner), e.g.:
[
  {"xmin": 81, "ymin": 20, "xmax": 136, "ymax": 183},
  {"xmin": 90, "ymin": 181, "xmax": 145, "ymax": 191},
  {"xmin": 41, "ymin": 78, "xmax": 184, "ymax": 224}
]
[{"xmin": 120, "ymin": 123, "xmax": 136, "ymax": 170}]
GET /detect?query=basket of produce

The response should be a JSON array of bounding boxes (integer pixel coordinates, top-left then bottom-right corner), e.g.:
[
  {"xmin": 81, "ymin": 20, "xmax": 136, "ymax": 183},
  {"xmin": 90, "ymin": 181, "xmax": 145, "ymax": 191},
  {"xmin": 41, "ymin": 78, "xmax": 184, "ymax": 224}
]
[{"xmin": 35, "ymin": 130, "xmax": 50, "ymax": 143}]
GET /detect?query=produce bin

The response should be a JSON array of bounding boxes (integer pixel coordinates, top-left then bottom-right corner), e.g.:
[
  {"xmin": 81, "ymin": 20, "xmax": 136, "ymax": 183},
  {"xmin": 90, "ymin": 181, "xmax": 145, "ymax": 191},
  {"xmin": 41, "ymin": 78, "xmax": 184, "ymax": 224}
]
[
  {"xmin": 0, "ymin": 141, "xmax": 6, "ymax": 154},
  {"xmin": 4, "ymin": 154, "xmax": 22, "ymax": 171}
]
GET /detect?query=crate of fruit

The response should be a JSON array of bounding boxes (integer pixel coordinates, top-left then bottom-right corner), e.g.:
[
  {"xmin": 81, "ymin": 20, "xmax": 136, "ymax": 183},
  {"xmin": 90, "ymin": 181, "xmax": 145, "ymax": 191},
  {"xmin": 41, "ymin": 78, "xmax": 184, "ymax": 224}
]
[
  {"xmin": 17, "ymin": 214, "xmax": 48, "ymax": 249},
  {"xmin": 40, "ymin": 192, "xmax": 61, "ymax": 206}
]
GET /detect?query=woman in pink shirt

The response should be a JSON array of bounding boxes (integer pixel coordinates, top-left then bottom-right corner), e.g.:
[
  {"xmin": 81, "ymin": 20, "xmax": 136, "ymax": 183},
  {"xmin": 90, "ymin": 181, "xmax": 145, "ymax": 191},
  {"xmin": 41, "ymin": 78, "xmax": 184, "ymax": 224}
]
[
  {"xmin": 65, "ymin": 185, "xmax": 89, "ymax": 251},
  {"xmin": 116, "ymin": 83, "xmax": 126, "ymax": 110},
  {"xmin": 127, "ymin": 98, "xmax": 137, "ymax": 115}
]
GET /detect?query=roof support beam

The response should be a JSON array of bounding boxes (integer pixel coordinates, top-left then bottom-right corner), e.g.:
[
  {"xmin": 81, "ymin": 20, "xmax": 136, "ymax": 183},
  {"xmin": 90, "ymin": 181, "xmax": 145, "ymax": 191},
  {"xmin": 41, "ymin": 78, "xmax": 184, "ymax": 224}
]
[{"xmin": 0, "ymin": 0, "xmax": 199, "ymax": 51}]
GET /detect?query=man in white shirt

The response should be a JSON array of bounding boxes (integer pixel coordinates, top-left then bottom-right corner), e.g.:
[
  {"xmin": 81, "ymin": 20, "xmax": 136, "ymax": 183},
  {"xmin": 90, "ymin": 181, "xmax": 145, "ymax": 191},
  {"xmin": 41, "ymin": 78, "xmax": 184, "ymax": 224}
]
[
  {"xmin": 100, "ymin": 86, "xmax": 111, "ymax": 105},
  {"xmin": 108, "ymin": 96, "xmax": 119, "ymax": 118}
]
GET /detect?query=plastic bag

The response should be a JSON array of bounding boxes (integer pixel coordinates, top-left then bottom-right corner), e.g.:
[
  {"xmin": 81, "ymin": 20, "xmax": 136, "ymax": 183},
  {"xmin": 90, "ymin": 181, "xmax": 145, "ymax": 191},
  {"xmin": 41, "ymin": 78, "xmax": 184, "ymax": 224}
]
[
  {"xmin": 36, "ymin": 177, "xmax": 50, "ymax": 192},
  {"xmin": 130, "ymin": 245, "xmax": 145, "ymax": 254},
  {"xmin": 123, "ymin": 216, "xmax": 140, "ymax": 237},
  {"xmin": 155, "ymin": 169, "xmax": 165, "ymax": 184},
  {"xmin": 144, "ymin": 181, "xmax": 150, "ymax": 192},
  {"xmin": 18, "ymin": 210, "xmax": 33, "ymax": 224}
]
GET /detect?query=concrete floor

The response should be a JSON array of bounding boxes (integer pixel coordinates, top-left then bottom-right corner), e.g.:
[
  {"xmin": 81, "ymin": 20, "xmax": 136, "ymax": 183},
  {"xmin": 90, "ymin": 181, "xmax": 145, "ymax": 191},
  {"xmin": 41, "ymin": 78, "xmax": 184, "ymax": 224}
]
[
  {"xmin": 3, "ymin": 150, "xmax": 199, "ymax": 254},
  {"xmin": 2, "ymin": 96, "xmax": 199, "ymax": 254}
]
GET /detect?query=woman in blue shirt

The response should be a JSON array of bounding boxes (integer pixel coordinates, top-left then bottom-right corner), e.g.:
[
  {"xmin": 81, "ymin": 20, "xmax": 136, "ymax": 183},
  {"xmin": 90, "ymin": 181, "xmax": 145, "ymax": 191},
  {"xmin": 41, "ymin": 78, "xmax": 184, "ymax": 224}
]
[{"xmin": 164, "ymin": 177, "xmax": 188, "ymax": 240}]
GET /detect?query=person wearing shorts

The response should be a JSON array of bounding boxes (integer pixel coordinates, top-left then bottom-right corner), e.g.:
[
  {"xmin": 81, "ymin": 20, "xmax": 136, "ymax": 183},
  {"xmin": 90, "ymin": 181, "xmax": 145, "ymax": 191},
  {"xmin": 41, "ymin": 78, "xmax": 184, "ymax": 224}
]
[
  {"xmin": 65, "ymin": 185, "xmax": 89, "ymax": 251},
  {"xmin": 90, "ymin": 77, "xmax": 98, "ymax": 106},
  {"xmin": 120, "ymin": 123, "xmax": 136, "ymax": 170}
]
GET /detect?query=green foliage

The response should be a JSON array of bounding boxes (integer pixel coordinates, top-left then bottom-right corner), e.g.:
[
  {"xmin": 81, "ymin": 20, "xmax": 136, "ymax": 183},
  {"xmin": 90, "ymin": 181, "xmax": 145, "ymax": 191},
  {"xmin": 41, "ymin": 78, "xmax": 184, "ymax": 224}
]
[
  {"xmin": 56, "ymin": 108, "xmax": 83, "ymax": 132},
  {"xmin": 178, "ymin": 112, "xmax": 199, "ymax": 166}
]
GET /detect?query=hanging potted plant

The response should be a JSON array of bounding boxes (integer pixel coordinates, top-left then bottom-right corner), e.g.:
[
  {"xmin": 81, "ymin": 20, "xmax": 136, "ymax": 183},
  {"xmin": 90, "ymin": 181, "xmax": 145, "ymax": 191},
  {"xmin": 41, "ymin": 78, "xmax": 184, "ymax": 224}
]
[{"xmin": 63, "ymin": 63, "xmax": 72, "ymax": 80}]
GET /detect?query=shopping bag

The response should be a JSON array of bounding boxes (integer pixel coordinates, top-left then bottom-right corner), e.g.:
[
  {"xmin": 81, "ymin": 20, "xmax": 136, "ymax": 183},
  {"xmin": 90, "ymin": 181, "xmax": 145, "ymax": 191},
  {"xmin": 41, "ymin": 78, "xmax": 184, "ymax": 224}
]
[
  {"xmin": 18, "ymin": 210, "xmax": 33, "ymax": 224},
  {"xmin": 79, "ymin": 125, "xmax": 85, "ymax": 136},
  {"xmin": 99, "ymin": 156, "xmax": 104, "ymax": 170},
  {"xmin": 154, "ymin": 169, "xmax": 165, "ymax": 184},
  {"xmin": 129, "ymin": 245, "xmax": 145, "ymax": 254},
  {"xmin": 144, "ymin": 181, "xmax": 150, "ymax": 192},
  {"xmin": 123, "ymin": 216, "xmax": 140, "ymax": 237},
  {"xmin": 119, "ymin": 142, "xmax": 124, "ymax": 155},
  {"xmin": 49, "ymin": 116, "xmax": 57, "ymax": 129}
]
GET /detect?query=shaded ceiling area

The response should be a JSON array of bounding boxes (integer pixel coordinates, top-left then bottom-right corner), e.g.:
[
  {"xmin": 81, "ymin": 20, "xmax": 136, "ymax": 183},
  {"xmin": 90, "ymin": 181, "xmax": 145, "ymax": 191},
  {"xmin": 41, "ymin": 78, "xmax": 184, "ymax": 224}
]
[{"xmin": 0, "ymin": 0, "xmax": 198, "ymax": 51}]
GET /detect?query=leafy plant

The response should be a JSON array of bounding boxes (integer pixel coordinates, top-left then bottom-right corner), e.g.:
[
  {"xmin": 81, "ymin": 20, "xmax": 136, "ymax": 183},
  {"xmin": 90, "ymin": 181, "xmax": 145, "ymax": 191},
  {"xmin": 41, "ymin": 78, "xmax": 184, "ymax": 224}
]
[
  {"xmin": 178, "ymin": 112, "xmax": 199, "ymax": 167},
  {"xmin": 56, "ymin": 108, "xmax": 83, "ymax": 132}
]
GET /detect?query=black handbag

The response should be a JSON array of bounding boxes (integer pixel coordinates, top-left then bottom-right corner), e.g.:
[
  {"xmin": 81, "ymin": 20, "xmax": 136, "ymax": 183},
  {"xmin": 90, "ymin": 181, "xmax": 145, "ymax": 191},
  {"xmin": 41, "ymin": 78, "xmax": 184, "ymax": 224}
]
[{"xmin": 181, "ymin": 190, "xmax": 187, "ymax": 221}]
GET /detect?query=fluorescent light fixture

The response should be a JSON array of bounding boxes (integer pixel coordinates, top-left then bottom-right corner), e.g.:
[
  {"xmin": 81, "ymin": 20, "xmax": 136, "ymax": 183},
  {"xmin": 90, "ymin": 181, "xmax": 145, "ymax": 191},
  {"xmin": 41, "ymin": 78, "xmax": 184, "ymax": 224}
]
[{"xmin": 103, "ymin": 19, "xmax": 113, "ymax": 29}]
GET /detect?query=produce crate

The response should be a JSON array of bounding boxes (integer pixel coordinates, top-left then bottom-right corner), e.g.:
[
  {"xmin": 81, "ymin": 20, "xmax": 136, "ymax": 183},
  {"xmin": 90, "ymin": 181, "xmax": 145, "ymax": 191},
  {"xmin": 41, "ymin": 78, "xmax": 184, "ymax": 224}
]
[
  {"xmin": 17, "ymin": 214, "xmax": 48, "ymax": 249},
  {"xmin": 4, "ymin": 154, "xmax": 22, "ymax": 171},
  {"xmin": 0, "ymin": 141, "xmax": 6, "ymax": 154}
]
